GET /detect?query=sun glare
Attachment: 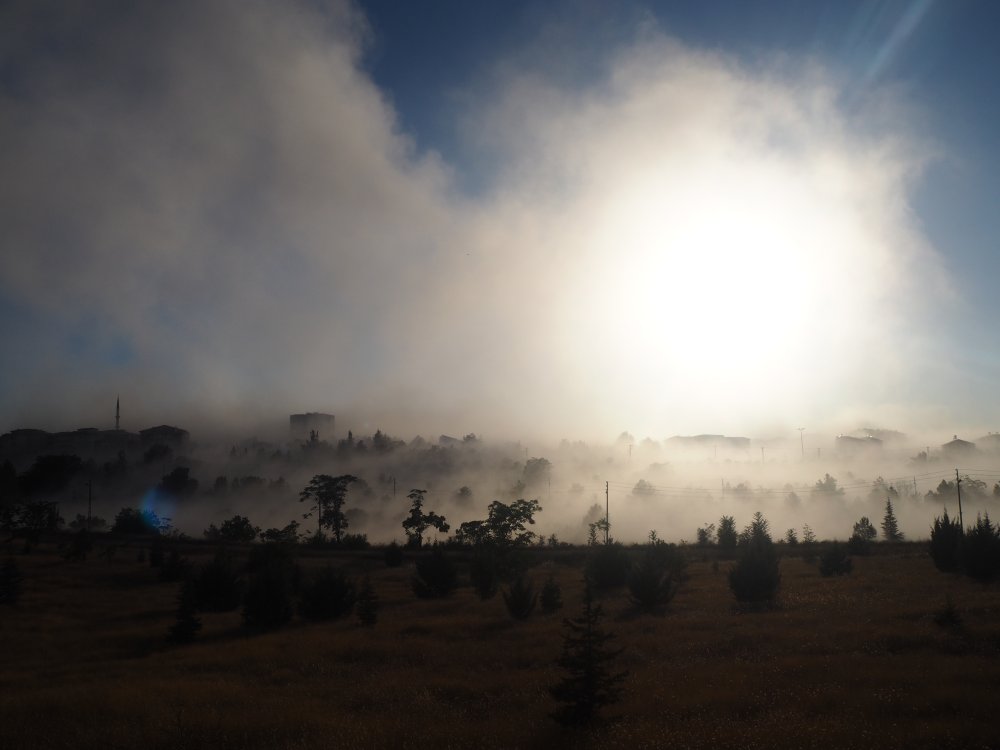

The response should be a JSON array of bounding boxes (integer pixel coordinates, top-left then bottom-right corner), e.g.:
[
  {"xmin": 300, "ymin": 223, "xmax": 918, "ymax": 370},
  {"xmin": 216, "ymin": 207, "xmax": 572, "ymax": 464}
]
[{"xmin": 556, "ymin": 153, "xmax": 869, "ymax": 426}]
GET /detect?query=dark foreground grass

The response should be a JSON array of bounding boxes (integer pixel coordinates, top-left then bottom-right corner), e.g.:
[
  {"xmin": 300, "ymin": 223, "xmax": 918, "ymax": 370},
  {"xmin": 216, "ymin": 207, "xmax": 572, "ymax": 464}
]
[{"xmin": 2, "ymin": 541, "xmax": 999, "ymax": 749}]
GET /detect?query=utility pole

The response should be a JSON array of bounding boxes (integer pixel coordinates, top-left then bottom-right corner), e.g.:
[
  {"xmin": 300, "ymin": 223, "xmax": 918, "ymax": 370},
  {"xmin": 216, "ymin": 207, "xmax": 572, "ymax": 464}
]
[
  {"xmin": 798, "ymin": 427, "xmax": 805, "ymax": 460},
  {"xmin": 605, "ymin": 481, "xmax": 610, "ymax": 545},
  {"xmin": 955, "ymin": 469, "xmax": 964, "ymax": 530},
  {"xmin": 761, "ymin": 446, "xmax": 765, "ymax": 464}
]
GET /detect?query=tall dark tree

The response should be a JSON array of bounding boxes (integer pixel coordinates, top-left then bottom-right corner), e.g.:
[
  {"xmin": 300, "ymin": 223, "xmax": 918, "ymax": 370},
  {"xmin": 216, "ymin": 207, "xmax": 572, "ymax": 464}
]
[
  {"xmin": 299, "ymin": 474, "xmax": 357, "ymax": 543},
  {"xmin": 455, "ymin": 499, "xmax": 542, "ymax": 547},
  {"xmin": 401, "ymin": 489, "xmax": 449, "ymax": 548},
  {"xmin": 717, "ymin": 515, "xmax": 738, "ymax": 554},
  {"xmin": 881, "ymin": 498, "xmax": 903, "ymax": 542},
  {"xmin": 729, "ymin": 512, "xmax": 780, "ymax": 603},
  {"xmin": 550, "ymin": 581, "xmax": 627, "ymax": 725}
]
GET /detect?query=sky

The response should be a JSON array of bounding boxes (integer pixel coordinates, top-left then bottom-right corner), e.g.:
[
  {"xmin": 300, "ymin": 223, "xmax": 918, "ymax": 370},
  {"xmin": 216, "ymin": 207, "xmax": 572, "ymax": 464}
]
[{"xmin": 1, "ymin": 0, "xmax": 999, "ymax": 442}]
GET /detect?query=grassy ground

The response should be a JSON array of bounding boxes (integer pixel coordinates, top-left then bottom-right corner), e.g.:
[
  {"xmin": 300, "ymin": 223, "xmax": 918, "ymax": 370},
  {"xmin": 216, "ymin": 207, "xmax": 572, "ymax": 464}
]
[{"xmin": 2, "ymin": 539, "xmax": 999, "ymax": 749}]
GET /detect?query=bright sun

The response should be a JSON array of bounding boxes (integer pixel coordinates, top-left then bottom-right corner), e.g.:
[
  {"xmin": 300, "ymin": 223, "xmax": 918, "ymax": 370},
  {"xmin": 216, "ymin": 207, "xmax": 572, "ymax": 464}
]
[{"xmin": 554, "ymin": 153, "xmax": 872, "ymax": 428}]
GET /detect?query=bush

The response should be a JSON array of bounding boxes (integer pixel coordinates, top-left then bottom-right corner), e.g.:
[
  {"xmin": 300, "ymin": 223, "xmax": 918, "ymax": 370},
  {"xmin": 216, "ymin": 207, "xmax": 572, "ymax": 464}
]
[
  {"xmin": 195, "ymin": 552, "xmax": 243, "ymax": 612},
  {"xmin": 112, "ymin": 507, "xmax": 162, "ymax": 536},
  {"xmin": 818, "ymin": 543, "xmax": 852, "ymax": 576},
  {"xmin": 243, "ymin": 546, "xmax": 299, "ymax": 630},
  {"xmin": 503, "ymin": 576, "xmax": 537, "ymax": 620},
  {"xmin": 848, "ymin": 517, "xmax": 877, "ymax": 555},
  {"xmin": 961, "ymin": 514, "xmax": 1000, "ymax": 581},
  {"xmin": 338, "ymin": 533, "xmax": 370, "ymax": 550},
  {"xmin": 627, "ymin": 558, "xmax": 677, "ymax": 613},
  {"xmin": 540, "ymin": 575, "xmax": 562, "ymax": 613},
  {"xmin": 383, "ymin": 541, "xmax": 404, "ymax": 567},
  {"xmin": 168, "ymin": 577, "xmax": 201, "ymax": 644},
  {"xmin": 729, "ymin": 513, "xmax": 780, "ymax": 603},
  {"xmin": 204, "ymin": 515, "xmax": 259, "ymax": 543},
  {"xmin": 717, "ymin": 515, "xmax": 738, "ymax": 556},
  {"xmin": 469, "ymin": 553, "xmax": 499, "ymax": 600},
  {"xmin": 585, "ymin": 543, "xmax": 631, "ymax": 590},
  {"xmin": 929, "ymin": 509, "xmax": 963, "ymax": 573},
  {"xmin": 933, "ymin": 595, "xmax": 962, "ymax": 628},
  {"xmin": 356, "ymin": 577, "xmax": 378, "ymax": 627},
  {"xmin": 299, "ymin": 567, "xmax": 356, "ymax": 621},
  {"xmin": 412, "ymin": 548, "xmax": 457, "ymax": 598}
]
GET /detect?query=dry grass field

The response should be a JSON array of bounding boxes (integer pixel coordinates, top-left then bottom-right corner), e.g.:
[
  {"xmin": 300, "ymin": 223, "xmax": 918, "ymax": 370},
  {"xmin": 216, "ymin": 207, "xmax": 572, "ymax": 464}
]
[{"xmin": 2, "ymin": 539, "xmax": 999, "ymax": 749}]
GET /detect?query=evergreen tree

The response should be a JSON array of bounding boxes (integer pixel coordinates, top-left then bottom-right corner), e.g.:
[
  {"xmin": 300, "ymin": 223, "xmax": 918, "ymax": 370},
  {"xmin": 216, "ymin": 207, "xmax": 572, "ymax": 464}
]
[
  {"xmin": 881, "ymin": 498, "xmax": 904, "ymax": 542},
  {"xmin": 627, "ymin": 557, "xmax": 677, "ymax": 614},
  {"xmin": 929, "ymin": 508, "xmax": 963, "ymax": 573},
  {"xmin": 729, "ymin": 512, "xmax": 780, "ymax": 603},
  {"xmin": 550, "ymin": 581, "xmax": 628, "ymax": 725},
  {"xmin": 540, "ymin": 575, "xmax": 563, "ymax": 613},
  {"xmin": 168, "ymin": 577, "xmax": 202, "ymax": 644},
  {"xmin": 502, "ymin": 576, "xmax": 537, "ymax": 620},
  {"xmin": 717, "ymin": 515, "xmax": 738, "ymax": 554}
]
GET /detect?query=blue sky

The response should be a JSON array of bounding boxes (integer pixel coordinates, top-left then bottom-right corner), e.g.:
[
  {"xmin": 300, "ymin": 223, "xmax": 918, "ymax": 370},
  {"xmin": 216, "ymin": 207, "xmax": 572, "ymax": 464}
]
[{"xmin": 1, "ymin": 0, "xmax": 999, "ymax": 440}]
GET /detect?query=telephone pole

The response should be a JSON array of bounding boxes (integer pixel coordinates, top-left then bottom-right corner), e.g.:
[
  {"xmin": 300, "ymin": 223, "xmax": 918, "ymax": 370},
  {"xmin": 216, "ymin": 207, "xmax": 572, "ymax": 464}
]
[{"xmin": 798, "ymin": 427, "xmax": 805, "ymax": 459}]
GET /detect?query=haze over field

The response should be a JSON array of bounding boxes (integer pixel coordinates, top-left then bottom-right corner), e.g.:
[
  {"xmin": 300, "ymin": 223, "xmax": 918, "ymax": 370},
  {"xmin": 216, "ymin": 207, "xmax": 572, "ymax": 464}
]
[{"xmin": 2, "ymin": 1, "xmax": 1000, "ymax": 444}]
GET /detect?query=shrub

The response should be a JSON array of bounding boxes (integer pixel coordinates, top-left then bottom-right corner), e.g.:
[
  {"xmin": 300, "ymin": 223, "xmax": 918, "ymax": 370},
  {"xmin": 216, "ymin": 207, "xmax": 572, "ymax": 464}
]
[
  {"xmin": 243, "ymin": 546, "xmax": 299, "ymax": 630},
  {"xmin": 383, "ymin": 541, "xmax": 404, "ymax": 567},
  {"xmin": 503, "ymin": 576, "xmax": 537, "ymax": 620},
  {"xmin": 259, "ymin": 521, "xmax": 300, "ymax": 544},
  {"xmin": 961, "ymin": 513, "xmax": 1000, "ymax": 581},
  {"xmin": 627, "ymin": 558, "xmax": 677, "ymax": 613},
  {"xmin": 412, "ymin": 548, "xmax": 457, "ymax": 598},
  {"xmin": 356, "ymin": 577, "xmax": 378, "ymax": 627},
  {"xmin": 338, "ymin": 532, "xmax": 370, "ymax": 550},
  {"xmin": 195, "ymin": 552, "xmax": 243, "ymax": 612},
  {"xmin": 818, "ymin": 543, "xmax": 852, "ymax": 576},
  {"xmin": 717, "ymin": 515, "xmax": 738, "ymax": 555},
  {"xmin": 849, "ymin": 517, "xmax": 877, "ymax": 555},
  {"xmin": 299, "ymin": 567, "xmax": 356, "ymax": 621},
  {"xmin": 168, "ymin": 577, "xmax": 201, "ymax": 644},
  {"xmin": 933, "ymin": 595, "xmax": 962, "ymax": 628},
  {"xmin": 929, "ymin": 509, "xmax": 963, "ymax": 573},
  {"xmin": 585, "ymin": 543, "xmax": 631, "ymax": 590},
  {"xmin": 540, "ymin": 575, "xmax": 562, "ymax": 613},
  {"xmin": 112, "ymin": 507, "xmax": 162, "ymax": 536},
  {"xmin": 204, "ymin": 515, "xmax": 259, "ymax": 543},
  {"xmin": 729, "ymin": 513, "xmax": 780, "ymax": 603},
  {"xmin": 550, "ymin": 581, "xmax": 627, "ymax": 725},
  {"xmin": 469, "ymin": 553, "xmax": 499, "ymax": 600}
]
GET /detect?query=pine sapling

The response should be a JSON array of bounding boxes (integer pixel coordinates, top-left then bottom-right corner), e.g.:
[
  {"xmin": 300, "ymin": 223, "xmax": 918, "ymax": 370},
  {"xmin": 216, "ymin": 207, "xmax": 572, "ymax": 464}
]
[{"xmin": 550, "ymin": 581, "xmax": 628, "ymax": 725}]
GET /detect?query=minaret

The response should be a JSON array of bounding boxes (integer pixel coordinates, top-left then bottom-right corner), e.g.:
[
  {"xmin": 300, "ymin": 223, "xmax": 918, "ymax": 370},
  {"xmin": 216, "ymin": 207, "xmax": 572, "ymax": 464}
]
[{"xmin": 115, "ymin": 396, "xmax": 120, "ymax": 431}]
